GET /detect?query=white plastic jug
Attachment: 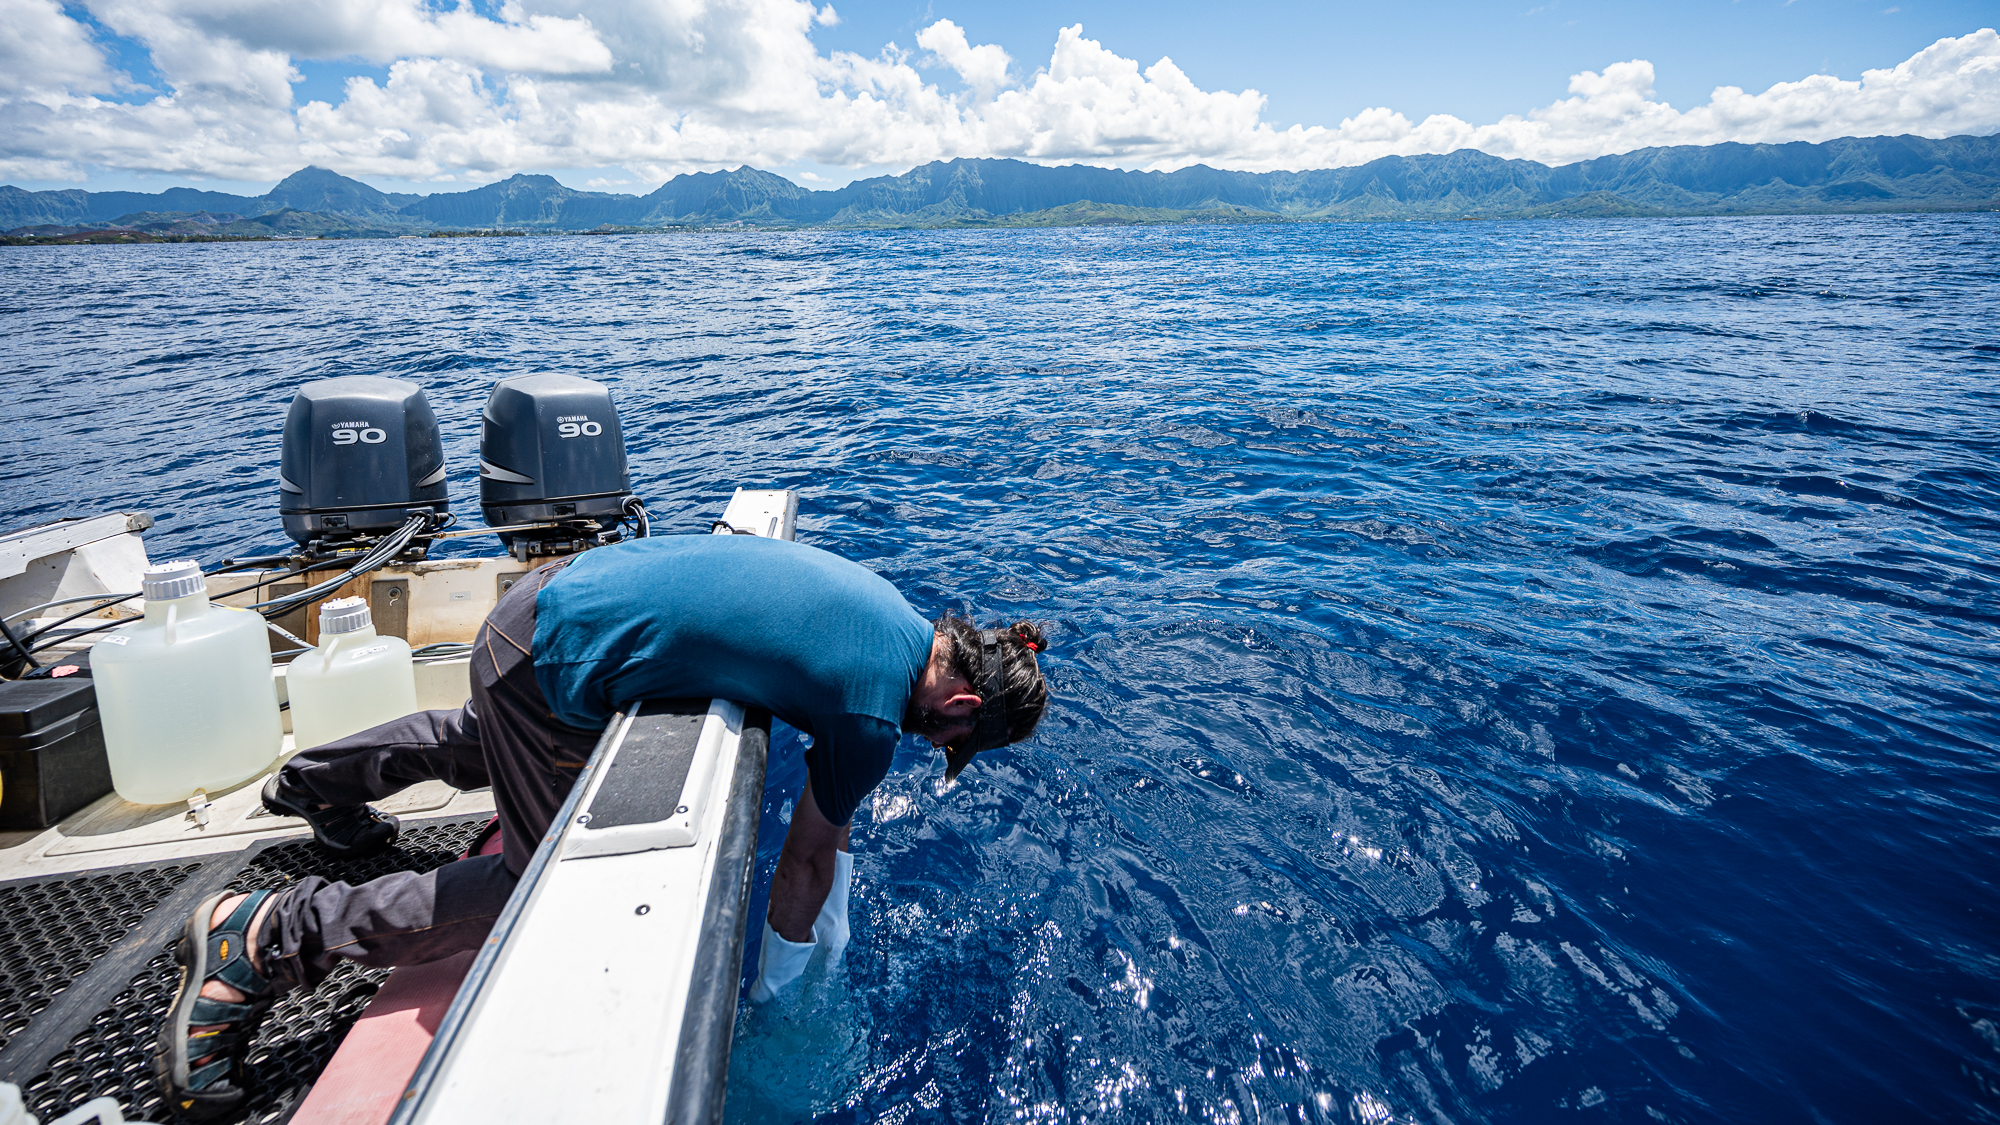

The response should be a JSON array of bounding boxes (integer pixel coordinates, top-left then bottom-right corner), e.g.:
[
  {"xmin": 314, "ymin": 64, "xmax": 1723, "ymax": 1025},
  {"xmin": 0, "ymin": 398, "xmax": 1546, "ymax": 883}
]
[
  {"xmin": 286, "ymin": 597, "xmax": 417, "ymax": 752},
  {"xmin": 90, "ymin": 560, "xmax": 283, "ymax": 805}
]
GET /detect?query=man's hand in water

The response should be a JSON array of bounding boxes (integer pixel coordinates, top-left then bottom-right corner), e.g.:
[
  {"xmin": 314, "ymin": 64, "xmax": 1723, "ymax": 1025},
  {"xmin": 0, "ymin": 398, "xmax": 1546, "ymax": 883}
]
[
  {"xmin": 769, "ymin": 784, "xmax": 848, "ymax": 941},
  {"xmin": 753, "ymin": 785, "xmax": 851, "ymax": 1001}
]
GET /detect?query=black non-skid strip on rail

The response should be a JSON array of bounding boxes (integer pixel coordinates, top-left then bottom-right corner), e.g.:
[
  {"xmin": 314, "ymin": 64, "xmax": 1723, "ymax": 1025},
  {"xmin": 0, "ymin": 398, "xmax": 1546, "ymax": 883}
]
[{"xmin": 0, "ymin": 815, "xmax": 492, "ymax": 1124}]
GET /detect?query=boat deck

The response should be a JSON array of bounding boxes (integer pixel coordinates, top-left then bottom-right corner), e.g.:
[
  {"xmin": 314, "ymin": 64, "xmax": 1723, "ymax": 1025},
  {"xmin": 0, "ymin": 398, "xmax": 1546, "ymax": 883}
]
[
  {"xmin": 0, "ymin": 804, "xmax": 495, "ymax": 1123},
  {"xmin": 0, "ymin": 488, "xmax": 795, "ymax": 1123}
]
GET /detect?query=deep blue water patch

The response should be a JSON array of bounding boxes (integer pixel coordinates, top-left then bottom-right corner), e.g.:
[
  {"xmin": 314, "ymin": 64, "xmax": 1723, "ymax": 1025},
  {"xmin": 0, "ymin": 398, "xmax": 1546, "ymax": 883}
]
[{"xmin": 2, "ymin": 213, "xmax": 1997, "ymax": 1123}]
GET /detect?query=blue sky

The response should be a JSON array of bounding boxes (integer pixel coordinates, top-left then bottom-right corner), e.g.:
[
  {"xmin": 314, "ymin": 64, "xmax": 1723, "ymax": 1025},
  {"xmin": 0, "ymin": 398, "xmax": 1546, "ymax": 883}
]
[
  {"xmin": 807, "ymin": 0, "xmax": 1995, "ymax": 128},
  {"xmin": 7, "ymin": 0, "xmax": 1996, "ymax": 194}
]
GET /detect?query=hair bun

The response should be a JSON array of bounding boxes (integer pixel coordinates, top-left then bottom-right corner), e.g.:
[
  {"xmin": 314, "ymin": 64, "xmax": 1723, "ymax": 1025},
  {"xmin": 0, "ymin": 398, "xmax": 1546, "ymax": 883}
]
[{"xmin": 1009, "ymin": 621, "xmax": 1048, "ymax": 654}]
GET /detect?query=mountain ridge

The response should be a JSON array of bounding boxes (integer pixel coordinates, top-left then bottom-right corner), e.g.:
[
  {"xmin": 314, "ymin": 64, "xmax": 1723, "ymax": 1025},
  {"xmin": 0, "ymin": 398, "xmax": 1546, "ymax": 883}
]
[{"xmin": 4, "ymin": 133, "xmax": 1996, "ymax": 236}]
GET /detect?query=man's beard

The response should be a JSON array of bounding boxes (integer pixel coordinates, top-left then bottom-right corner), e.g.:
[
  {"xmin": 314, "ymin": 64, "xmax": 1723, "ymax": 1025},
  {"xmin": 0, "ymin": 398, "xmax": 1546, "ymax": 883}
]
[{"xmin": 902, "ymin": 701, "xmax": 959, "ymax": 740}]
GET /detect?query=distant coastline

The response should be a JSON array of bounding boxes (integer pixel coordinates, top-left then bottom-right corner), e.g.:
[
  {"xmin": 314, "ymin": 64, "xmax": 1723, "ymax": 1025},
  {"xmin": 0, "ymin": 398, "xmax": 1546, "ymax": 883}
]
[{"xmin": 4, "ymin": 133, "xmax": 1996, "ymax": 242}]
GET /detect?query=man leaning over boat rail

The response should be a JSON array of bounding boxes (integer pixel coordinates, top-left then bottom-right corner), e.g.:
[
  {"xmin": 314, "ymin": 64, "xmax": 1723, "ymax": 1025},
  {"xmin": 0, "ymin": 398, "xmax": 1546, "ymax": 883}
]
[{"xmin": 152, "ymin": 533, "xmax": 1051, "ymax": 1120}]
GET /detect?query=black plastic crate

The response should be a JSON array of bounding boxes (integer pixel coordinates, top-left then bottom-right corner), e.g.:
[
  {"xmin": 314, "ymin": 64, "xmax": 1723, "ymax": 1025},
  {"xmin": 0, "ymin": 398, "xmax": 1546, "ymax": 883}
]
[{"xmin": 0, "ymin": 678, "xmax": 111, "ymax": 830}]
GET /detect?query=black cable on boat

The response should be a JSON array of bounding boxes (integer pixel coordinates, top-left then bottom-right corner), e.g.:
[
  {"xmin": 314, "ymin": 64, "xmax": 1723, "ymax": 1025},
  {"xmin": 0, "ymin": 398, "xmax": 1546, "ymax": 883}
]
[
  {"xmin": 18, "ymin": 517, "xmax": 431, "ymax": 659},
  {"xmin": 4, "ymin": 550, "xmax": 332, "ymax": 634},
  {"xmin": 14, "ymin": 560, "xmax": 333, "ymax": 654},
  {"xmin": 3, "ymin": 591, "xmax": 140, "ymax": 626},
  {"xmin": 250, "ymin": 512, "xmax": 432, "ymax": 619},
  {"xmin": 248, "ymin": 542, "xmax": 409, "ymax": 617},
  {"xmin": 25, "ymin": 615, "xmax": 127, "ymax": 653},
  {"xmin": 219, "ymin": 555, "xmax": 368, "ymax": 601},
  {"xmin": 209, "ymin": 552, "xmax": 297, "ymax": 573},
  {"xmin": 9, "ymin": 541, "xmax": 362, "ymax": 638},
  {"xmin": 624, "ymin": 496, "xmax": 651, "ymax": 539},
  {"xmin": 0, "ymin": 613, "xmax": 42, "ymax": 673},
  {"xmin": 15, "ymin": 592, "xmax": 140, "ymax": 650}
]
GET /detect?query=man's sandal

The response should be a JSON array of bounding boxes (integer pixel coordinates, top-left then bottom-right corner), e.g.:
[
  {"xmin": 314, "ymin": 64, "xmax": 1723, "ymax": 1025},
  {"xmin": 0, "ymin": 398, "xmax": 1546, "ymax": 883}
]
[
  {"xmin": 261, "ymin": 773, "xmax": 400, "ymax": 858},
  {"xmin": 155, "ymin": 889, "xmax": 280, "ymax": 1121}
]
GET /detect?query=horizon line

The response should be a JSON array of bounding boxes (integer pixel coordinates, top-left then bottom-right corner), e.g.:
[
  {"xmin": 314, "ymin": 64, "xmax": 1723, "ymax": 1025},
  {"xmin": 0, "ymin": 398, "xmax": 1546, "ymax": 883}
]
[{"xmin": 8, "ymin": 130, "xmax": 1995, "ymax": 202}]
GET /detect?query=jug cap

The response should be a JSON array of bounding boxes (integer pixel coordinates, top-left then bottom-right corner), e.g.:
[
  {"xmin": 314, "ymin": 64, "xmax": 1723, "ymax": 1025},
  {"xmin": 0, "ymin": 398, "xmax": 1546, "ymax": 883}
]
[
  {"xmin": 142, "ymin": 559, "xmax": 206, "ymax": 601},
  {"xmin": 319, "ymin": 597, "xmax": 373, "ymax": 636}
]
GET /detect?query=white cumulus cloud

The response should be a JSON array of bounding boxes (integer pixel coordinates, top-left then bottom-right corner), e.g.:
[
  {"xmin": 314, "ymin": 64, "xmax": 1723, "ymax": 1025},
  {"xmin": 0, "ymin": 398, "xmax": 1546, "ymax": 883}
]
[
  {"xmin": 0, "ymin": 0, "xmax": 1995, "ymax": 187},
  {"xmin": 916, "ymin": 18, "xmax": 1013, "ymax": 100},
  {"xmin": 1, "ymin": 0, "xmax": 121, "ymax": 97},
  {"xmin": 87, "ymin": 0, "xmax": 612, "ymax": 75}
]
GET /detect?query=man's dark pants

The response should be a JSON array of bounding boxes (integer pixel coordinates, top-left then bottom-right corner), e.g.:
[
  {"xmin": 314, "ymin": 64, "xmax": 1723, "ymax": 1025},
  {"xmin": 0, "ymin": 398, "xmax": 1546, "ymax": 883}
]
[{"xmin": 260, "ymin": 562, "xmax": 600, "ymax": 992}]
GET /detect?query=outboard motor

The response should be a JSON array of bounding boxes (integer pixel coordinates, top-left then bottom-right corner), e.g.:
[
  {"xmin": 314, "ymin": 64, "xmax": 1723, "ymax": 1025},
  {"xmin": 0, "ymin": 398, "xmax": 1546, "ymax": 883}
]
[
  {"xmin": 479, "ymin": 374, "xmax": 638, "ymax": 560},
  {"xmin": 280, "ymin": 376, "xmax": 449, "ymax": 553}
]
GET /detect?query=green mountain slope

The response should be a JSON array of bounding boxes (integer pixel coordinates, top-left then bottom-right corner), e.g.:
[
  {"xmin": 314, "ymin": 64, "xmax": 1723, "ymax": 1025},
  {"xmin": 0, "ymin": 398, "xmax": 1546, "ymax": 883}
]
[
  {"xmin": 263, "ymin": 166, "xmax": 421, "ymax": 220},
  {"xmin": 4, "ymin": 133, "xmax": 1995, "ymax": 235}
]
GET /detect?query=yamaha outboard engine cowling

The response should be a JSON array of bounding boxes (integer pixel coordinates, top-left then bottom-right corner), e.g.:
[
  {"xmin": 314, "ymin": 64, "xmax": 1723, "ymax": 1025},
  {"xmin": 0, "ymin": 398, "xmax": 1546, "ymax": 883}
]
[
  {"xmin": 479, "ymin": 374, "xmax": 634, "ymax": 558},
  {"xmin": 280, "ymin": 376, "xmax": 449, "ymax": 550}
]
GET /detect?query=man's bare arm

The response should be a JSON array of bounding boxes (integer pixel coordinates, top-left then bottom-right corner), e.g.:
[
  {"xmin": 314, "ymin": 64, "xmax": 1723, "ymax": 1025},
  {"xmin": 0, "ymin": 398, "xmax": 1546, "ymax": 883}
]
[{"xmin": 767, "ymin": 784, "xmax": 851, "ymax": 942}]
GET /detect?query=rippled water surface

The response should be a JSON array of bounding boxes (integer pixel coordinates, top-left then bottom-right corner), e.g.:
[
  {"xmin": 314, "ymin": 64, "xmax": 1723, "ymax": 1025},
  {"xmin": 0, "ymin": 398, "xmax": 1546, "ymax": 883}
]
[{"xmin": 4, "ymin": 215, "xmax": 1998, "ymax": 1124}]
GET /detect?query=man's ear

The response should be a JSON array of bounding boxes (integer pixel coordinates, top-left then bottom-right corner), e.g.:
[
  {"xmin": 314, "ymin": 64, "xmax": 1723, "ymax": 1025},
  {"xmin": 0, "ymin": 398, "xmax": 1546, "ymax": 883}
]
[{"xmin": 941, "ymin": 690, "xmax": 983, "ymax": 716}]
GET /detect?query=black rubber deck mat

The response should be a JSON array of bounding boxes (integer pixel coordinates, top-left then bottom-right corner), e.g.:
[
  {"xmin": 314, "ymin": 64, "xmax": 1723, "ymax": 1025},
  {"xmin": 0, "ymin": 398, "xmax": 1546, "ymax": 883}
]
[
  {"xmin": 0, "ymin": 814, "xmax": 491, "ymax": 1123},
  {"xmin": 0, "ymin": 863, "xmax": 204, "ymax": 1054}
]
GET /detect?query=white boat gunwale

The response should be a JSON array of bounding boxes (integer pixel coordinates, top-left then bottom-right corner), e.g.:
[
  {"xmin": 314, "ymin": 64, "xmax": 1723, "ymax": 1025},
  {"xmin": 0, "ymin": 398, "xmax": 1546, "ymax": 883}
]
[{"xmin": 390, "ymin": 486, "xmax": 796, "ymax": 1124}]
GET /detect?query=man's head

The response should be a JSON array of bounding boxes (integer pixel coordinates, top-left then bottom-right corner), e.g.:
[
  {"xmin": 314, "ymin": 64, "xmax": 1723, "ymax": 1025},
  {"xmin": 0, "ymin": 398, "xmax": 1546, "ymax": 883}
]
[{"xmin": 903, "ymin": 616, "xmax": 1050, "ymax": 780}]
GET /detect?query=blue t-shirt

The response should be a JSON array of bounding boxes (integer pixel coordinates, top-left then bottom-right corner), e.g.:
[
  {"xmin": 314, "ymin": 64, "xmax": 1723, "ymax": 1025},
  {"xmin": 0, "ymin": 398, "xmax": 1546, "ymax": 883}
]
[{"xmin": 531, "ymin": 535, "xmax": 933, "ymax": 825}]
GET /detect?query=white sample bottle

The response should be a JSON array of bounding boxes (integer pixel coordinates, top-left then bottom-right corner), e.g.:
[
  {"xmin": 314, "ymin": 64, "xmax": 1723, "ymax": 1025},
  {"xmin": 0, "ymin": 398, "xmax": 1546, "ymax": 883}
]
[
  {"xmin": 91, "ymin": 559, "xmax": 283, "ymax": 804},
  {"xmin": 286, "ymin": 596, "xmax": 417, "ymax": 752}
]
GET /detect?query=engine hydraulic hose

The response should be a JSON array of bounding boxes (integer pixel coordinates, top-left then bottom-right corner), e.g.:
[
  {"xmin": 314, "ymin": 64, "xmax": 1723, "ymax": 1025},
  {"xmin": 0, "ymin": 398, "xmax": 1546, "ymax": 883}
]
[
  {"xmin": 624, "ymin": 496, "xmax": 651, "ymax": 538},
  {"xmin": 251, "ymin": 512, "xmax": 431, "ymax": 618}
]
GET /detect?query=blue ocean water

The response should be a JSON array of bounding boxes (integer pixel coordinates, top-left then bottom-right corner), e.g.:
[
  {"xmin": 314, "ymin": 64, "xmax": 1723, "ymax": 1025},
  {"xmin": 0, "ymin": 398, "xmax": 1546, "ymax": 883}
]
[{"xmin": 3, "ymin": 214, "xmax": 1998, "ymax": 1124}]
